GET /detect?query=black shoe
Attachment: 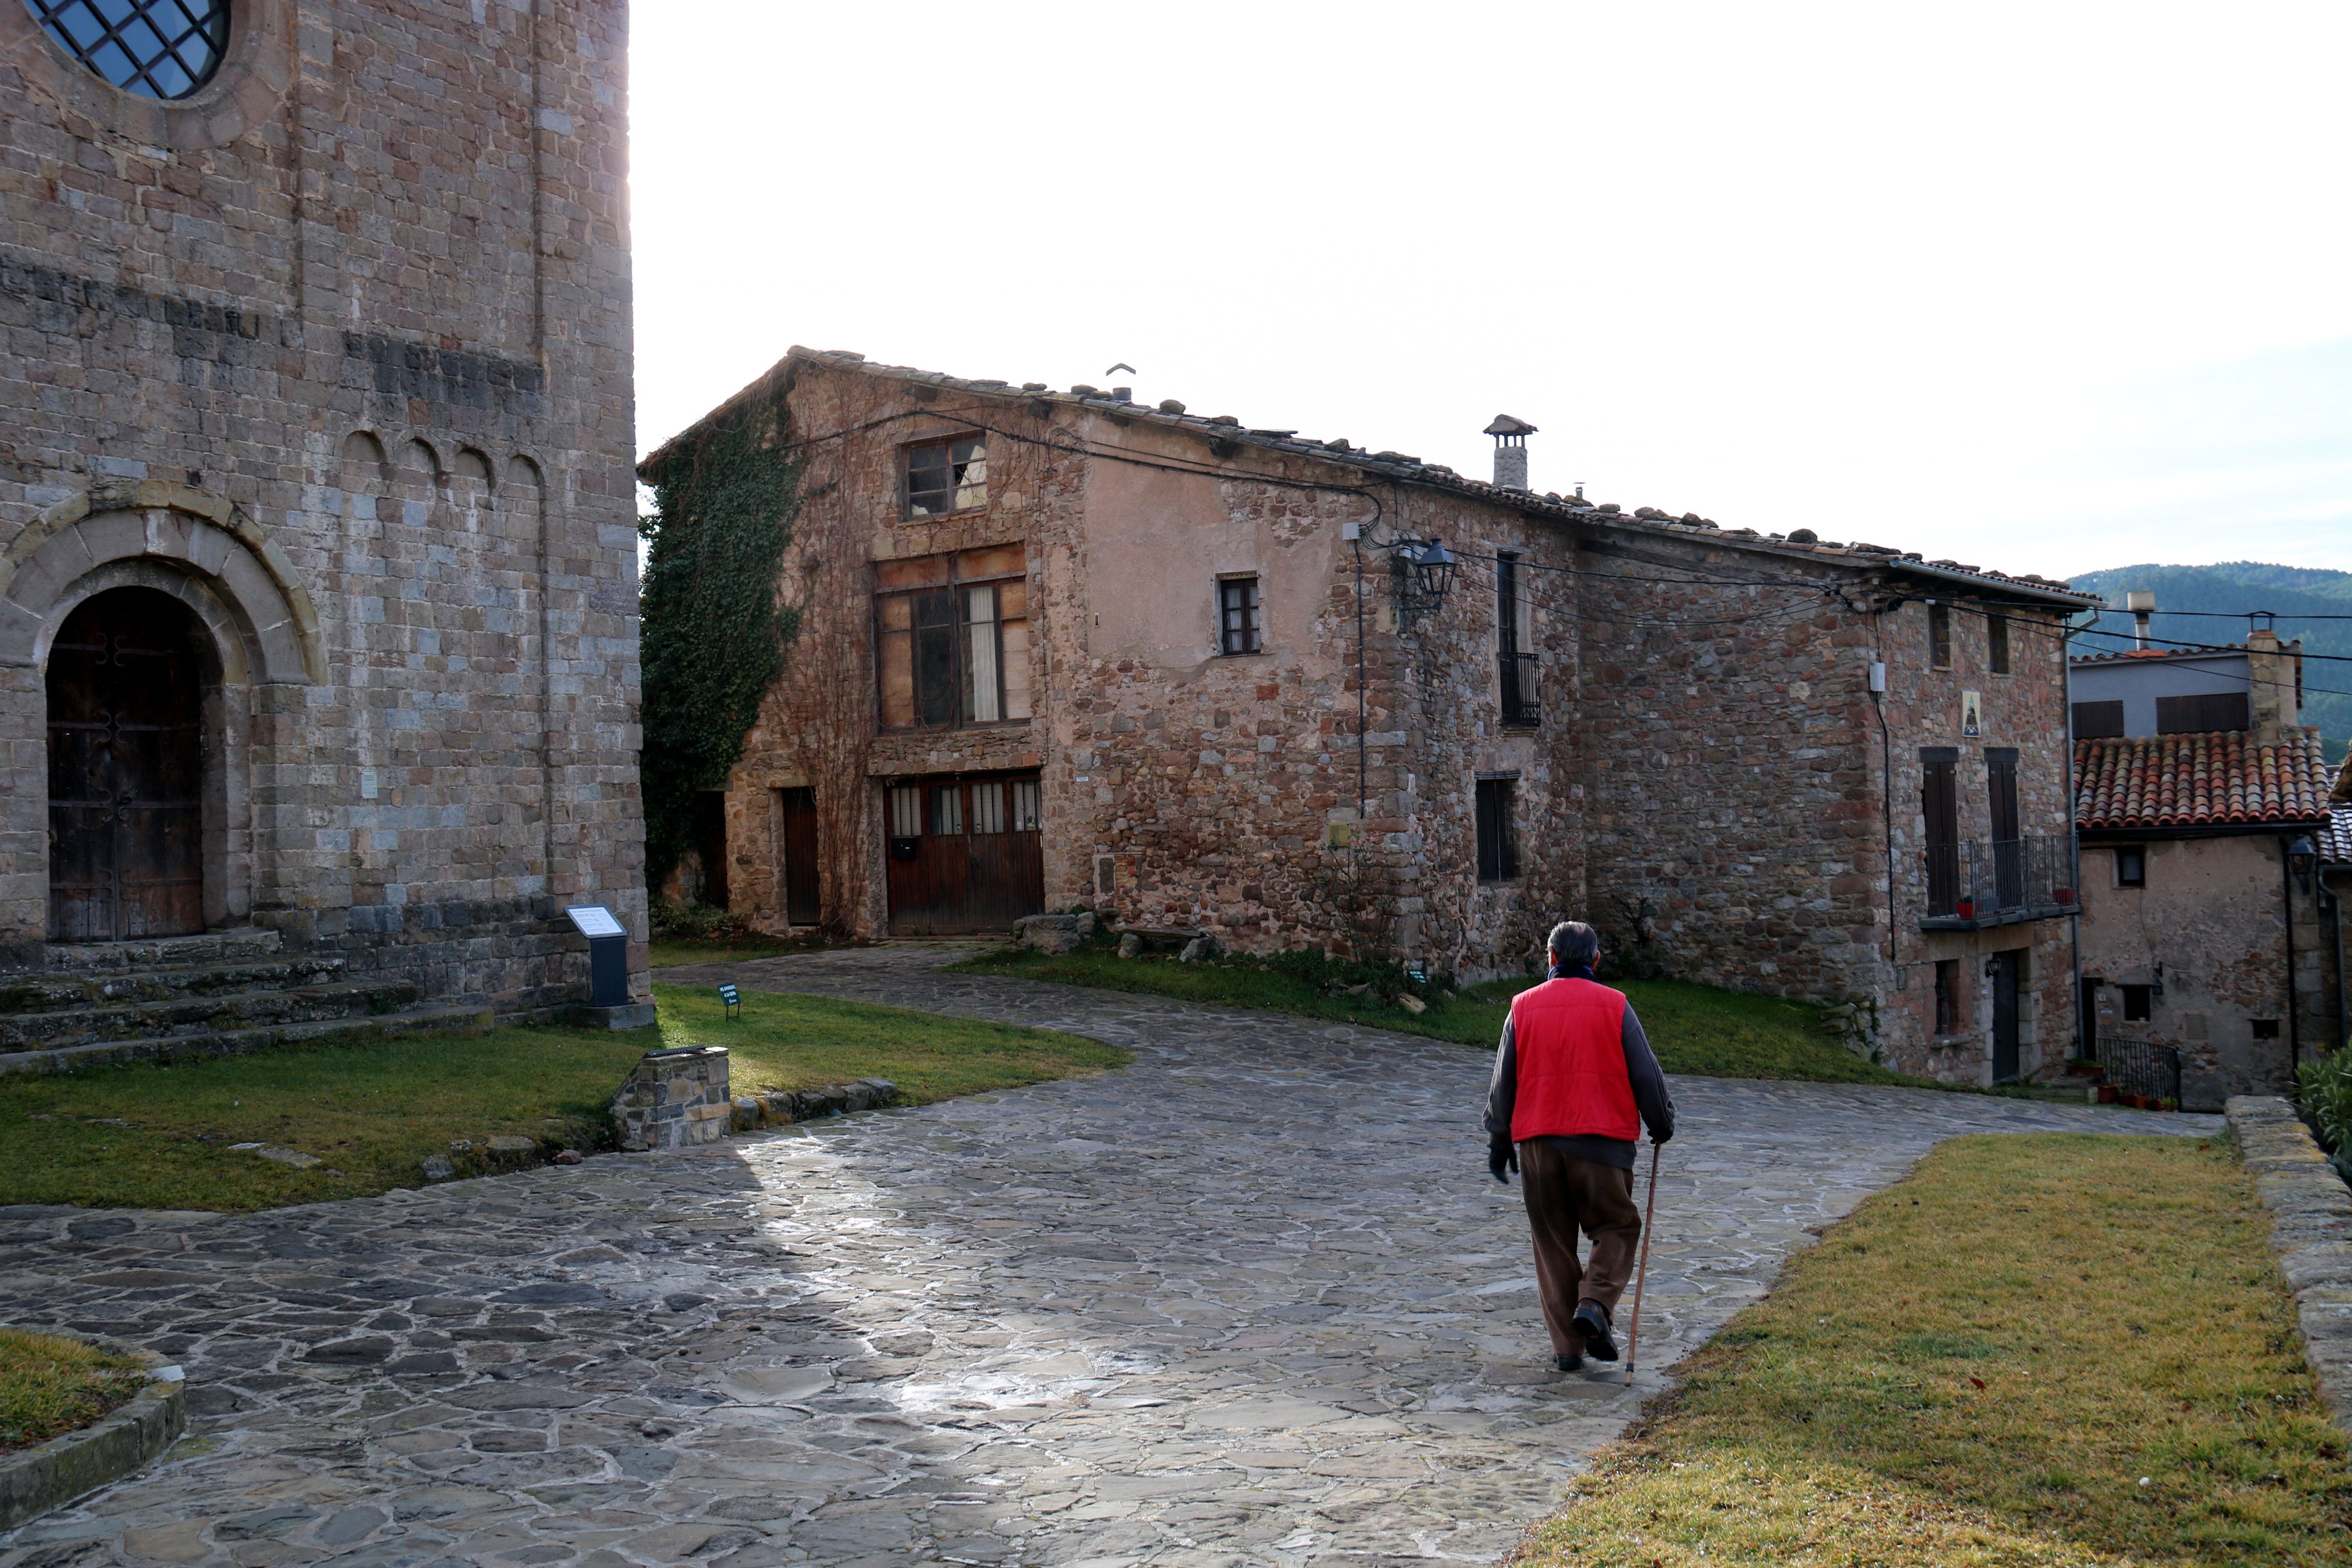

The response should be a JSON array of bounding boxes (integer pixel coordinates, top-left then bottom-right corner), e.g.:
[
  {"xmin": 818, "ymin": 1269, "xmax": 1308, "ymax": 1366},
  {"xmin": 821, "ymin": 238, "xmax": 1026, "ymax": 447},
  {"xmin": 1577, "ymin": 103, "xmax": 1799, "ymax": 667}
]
[
  {"xmin": 1574, "ymin": 1302, "xmax": 1619, "ymax": 1362},
  {"xmin": 1554, "ymin": 1351, "xmax": 1583, "ymax": 1372}
]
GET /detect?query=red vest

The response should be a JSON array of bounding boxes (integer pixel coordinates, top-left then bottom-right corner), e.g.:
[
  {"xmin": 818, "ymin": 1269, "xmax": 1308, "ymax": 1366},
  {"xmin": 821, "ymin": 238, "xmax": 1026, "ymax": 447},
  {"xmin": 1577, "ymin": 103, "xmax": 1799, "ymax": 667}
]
[{"xmin": 1507, "ymin": 977, "xmax": 1638, "ymax": 1142}]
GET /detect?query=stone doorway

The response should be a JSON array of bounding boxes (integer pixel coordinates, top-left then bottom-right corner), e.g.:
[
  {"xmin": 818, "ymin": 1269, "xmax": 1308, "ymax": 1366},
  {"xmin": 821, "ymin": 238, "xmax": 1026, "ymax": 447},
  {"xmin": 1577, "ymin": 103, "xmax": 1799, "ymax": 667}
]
[{"xmin": 46, "ymin": 587, "xmax": 208, "ymax": 941}]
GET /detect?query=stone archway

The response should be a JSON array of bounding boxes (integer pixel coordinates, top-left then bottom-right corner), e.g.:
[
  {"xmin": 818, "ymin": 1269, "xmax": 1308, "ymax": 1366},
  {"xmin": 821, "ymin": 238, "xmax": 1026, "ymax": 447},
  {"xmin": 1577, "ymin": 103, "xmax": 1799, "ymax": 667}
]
[{"xmin": 0, "ymin": 483, "xmax": 323, "ymax": 955}]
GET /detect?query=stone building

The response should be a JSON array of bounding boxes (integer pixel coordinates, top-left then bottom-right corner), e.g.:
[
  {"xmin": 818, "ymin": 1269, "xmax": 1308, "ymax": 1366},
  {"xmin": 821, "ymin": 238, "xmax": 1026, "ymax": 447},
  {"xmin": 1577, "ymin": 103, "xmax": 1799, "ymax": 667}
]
[
  {"xmin": 646, "ymin": 347, "xmax": 2098, "ymax": 1080},
  {"xmin": 0, "ymin": 1, "xmax": 647, "ymax": 1043},
  {"xmin": 2071, "ymin": 631, "xmax": 2337, "ymax": 1105}
]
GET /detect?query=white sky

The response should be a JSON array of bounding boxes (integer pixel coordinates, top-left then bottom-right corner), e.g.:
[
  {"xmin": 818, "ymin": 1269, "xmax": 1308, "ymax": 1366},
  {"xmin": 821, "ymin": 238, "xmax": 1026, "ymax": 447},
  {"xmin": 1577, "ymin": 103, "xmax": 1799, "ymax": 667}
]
[{"xmin": 630, "ymin": 2, "xmax": 2352, "ymax": 582}]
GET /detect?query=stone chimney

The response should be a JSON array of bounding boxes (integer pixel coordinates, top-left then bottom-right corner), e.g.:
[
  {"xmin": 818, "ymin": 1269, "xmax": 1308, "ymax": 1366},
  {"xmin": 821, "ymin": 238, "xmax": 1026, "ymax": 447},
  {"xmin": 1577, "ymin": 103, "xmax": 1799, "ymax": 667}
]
[
  {"xmin": 1485, "ymin": 415, "xmax": 1536, "ymax": 491},
  {"xmin": 2245, "ymin": 627, "xmax": 2303, "ymax": 745}
]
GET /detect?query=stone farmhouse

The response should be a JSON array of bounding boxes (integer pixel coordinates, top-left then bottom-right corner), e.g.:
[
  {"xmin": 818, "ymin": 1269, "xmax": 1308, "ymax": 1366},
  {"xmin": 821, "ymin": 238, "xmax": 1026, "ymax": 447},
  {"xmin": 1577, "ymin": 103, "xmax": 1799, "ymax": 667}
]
[
  {"xmin": 647, "ymin": 346, "xmax": 2101, "ymax": 1082},
  {"xmin": 0, "ymin": 0, "xmax": 647, "ymax": 1054},
  {"xmin": 2071, "ymin": 628, "xmax": 2340, "ymax": 1106}
]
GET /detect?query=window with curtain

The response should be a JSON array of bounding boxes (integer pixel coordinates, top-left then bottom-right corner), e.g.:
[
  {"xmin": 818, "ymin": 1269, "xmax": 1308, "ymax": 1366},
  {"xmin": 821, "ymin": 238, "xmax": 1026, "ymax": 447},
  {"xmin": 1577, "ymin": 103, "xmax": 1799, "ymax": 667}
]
[{"xmin": 876, "ymin": 545, "xmax": 1031, "ymax": 730}]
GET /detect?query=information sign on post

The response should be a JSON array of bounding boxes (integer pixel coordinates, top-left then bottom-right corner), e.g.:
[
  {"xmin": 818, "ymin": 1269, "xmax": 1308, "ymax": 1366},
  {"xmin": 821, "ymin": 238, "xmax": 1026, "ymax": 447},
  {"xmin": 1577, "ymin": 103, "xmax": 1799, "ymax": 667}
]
[{"xmin": 565, "ymin": 905, "xmax": 631, "ymax": 1007}]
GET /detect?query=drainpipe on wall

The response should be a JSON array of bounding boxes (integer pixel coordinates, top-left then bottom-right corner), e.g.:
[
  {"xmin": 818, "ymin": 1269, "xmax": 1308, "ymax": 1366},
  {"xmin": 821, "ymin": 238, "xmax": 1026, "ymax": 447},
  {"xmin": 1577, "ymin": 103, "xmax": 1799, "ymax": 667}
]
[{"xmin": 2064, "ymin": 612, "xmax": 2085, "ymax": 1060}]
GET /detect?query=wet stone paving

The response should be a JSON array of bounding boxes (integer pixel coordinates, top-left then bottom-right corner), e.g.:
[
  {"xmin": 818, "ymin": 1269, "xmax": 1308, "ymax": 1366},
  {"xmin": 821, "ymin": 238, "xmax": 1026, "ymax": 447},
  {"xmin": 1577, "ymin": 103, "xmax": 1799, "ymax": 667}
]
[{"xmin": 1, "ymin": 946, "xmax": 2215, "ymax": 1568}]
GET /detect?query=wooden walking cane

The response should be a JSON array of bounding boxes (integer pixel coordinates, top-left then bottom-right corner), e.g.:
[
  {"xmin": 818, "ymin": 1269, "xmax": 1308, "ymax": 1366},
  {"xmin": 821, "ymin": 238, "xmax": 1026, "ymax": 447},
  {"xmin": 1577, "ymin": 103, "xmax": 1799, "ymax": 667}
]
[{"xmin": 1623, "ymin": 1140, "xmax": 1662, "ymax": 1387}]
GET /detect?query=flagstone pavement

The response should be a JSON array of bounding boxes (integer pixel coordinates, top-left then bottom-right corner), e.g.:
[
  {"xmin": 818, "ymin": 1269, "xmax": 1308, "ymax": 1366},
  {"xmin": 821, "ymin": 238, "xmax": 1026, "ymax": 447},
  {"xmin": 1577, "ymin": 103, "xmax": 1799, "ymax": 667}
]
[{"xmin": 0, "ymin": 945, "xmax": 2217, "ymax": 1568}]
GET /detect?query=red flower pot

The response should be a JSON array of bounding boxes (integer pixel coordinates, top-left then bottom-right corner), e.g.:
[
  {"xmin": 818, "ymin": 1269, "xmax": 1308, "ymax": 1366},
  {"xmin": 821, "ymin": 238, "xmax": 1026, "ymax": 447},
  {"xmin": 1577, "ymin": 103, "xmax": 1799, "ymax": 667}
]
[
  {"xmin": 1954, "ymin": 899, "xmax": 1977, "ymax": 919},
  {"xmin": 2096, "ymin": 1085, "xmax": 2118, "ymax": 1104},
  {"xmin": 2052, "ymin": 886, "xmax": 2075, "ymax": 905}
]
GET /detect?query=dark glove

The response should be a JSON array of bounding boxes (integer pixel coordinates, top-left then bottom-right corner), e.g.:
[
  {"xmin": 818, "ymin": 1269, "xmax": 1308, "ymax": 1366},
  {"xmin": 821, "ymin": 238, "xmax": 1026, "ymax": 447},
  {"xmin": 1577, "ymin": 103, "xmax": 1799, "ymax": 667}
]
[
  {"xmin": 1488, "ymin": 1136, "xmax": 1519, "ymax": 1184},
  {"xmin": 1650, "ymin": 1126, "xmax": 1673, "ymax": 1146}
]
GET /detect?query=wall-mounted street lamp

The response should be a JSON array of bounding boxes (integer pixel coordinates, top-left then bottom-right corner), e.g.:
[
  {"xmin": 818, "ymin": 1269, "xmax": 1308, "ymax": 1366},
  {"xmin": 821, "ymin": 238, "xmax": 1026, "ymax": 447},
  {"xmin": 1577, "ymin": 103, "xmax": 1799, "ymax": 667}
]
[
  {"xmin": 1391, "ymin": 537, "xmax": 1457, "ymax": 629},
  {"xmin": 2290, "ymin": 835, "xmax": 2318, "ymax": 895}
]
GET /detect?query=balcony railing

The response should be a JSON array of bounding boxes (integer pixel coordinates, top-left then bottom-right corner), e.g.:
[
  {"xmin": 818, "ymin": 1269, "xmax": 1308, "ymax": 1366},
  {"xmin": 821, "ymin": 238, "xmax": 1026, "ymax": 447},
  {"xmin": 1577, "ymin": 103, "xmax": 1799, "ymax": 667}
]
[
  {"xmin": 1499, "ymin": 651, "xmax": 1540, "ymax": 727},
  {"xmin": 1921, "ymin": 834, "xmax": 2079, "ymax": 928}
]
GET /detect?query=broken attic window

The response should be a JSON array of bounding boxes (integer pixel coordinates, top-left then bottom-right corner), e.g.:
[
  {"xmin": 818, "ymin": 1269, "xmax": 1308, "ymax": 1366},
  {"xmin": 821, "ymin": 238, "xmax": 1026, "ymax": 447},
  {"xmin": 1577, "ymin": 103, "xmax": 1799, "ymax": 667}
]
[{"xmin": 906, "ymin": 435, "xmax": 988, "ymax": 518}]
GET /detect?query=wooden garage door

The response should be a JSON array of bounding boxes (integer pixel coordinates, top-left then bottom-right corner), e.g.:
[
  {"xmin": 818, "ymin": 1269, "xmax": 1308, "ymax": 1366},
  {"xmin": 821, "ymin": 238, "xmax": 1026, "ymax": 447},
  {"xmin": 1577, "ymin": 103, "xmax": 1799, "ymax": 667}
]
[{"xmin": 885, "ymin": 773, "xmax": 1043, "ymax": 937}]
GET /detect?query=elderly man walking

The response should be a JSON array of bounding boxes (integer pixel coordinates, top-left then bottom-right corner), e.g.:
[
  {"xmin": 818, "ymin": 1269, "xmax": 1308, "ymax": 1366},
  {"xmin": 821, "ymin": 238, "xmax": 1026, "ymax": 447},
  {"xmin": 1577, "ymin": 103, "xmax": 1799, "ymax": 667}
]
[{"xmin": 1484, "ymin": 921, "xmax": 1674, "ymax": 1371}]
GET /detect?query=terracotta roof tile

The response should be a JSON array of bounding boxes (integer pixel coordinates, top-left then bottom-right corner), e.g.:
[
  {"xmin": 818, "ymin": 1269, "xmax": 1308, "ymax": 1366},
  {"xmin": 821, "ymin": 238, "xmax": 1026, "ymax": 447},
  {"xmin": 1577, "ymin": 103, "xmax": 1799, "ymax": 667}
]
[
  {"xmin": 2073, "ymin": 728, "xmax": 2332, "ymax": 831},
  {"xmin": 2320, "ymin": 804, "xmax": 2352, "ymax": 864}
]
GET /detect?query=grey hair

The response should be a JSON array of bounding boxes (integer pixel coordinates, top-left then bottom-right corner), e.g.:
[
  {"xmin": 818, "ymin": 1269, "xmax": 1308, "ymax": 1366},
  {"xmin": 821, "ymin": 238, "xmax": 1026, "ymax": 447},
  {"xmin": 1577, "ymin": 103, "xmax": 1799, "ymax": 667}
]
[{"xmin": 1546, "ymin": 921, "xmax": 1599, "ymax": 966}]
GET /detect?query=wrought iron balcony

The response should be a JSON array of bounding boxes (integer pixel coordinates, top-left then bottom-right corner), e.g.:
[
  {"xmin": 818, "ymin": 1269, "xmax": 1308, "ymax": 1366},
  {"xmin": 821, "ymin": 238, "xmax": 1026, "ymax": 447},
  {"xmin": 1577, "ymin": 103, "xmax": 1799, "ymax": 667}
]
[
  {"xmin": 1921, "ymin": 834, "xmax": 2080, "ymax": 929},
  {"xmin": 1499, "ymin": 651, "xmax": 1540, "ymax": 728}
]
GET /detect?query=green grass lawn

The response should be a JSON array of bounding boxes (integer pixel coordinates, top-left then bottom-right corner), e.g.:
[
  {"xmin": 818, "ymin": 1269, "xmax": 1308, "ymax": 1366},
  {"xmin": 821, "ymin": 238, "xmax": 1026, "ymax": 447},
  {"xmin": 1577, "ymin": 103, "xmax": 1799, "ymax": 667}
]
[
  {"xmin": 0, "ymin": 1327, "xmax": 150, "ymax": 1455},
  {"xmin": 950, "ymin": 945, "xmax": 1915, "ymax": 1085},
  {"xmin": 0, "ymin": 984, "xmax": 1124, "ymax": 1213},
  {"xmin": 1517, "ymin": 1134, "xmax": 2348, "ymax": 1567}
]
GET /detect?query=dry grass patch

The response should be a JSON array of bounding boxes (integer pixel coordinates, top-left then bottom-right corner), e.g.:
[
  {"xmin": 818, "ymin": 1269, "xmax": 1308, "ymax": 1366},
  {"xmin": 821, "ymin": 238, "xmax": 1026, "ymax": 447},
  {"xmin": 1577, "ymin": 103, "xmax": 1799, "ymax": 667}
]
[
  {"xmin": 1518, "ymin": 1134, "xmax": 2348, "ymax": 1567},
  {"xmin": 0, "ymin": 1329, "xmax": 149, "ymax": 1455}
]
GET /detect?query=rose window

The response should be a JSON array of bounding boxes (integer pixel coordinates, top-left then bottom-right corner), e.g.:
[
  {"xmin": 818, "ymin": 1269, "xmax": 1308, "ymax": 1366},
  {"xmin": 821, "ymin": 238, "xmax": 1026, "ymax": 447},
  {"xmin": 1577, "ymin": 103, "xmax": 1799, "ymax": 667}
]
[{"xmin": 21, "ymin": 0, "xmax": 229, "ymax": 100}]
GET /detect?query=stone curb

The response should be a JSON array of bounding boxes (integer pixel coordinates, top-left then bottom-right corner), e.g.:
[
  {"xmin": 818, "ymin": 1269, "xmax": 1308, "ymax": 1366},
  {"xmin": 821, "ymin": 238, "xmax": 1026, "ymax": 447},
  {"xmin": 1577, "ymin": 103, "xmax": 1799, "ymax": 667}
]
[
  {"xmin": 2225, "ymin": 1095, "xmax": 2352, "ymax": 1440},
  {"xmin": 0, "ymin": 1338, "xmax": 185, "ymax": 1535}
]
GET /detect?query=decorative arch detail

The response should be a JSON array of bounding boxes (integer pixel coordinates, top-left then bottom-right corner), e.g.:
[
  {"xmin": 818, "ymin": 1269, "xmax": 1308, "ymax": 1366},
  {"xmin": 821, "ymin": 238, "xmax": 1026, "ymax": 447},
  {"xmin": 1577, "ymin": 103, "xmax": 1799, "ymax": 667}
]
[{"xmin": 0, "ymin": 481, "xmax": 326, "ymax": 684}]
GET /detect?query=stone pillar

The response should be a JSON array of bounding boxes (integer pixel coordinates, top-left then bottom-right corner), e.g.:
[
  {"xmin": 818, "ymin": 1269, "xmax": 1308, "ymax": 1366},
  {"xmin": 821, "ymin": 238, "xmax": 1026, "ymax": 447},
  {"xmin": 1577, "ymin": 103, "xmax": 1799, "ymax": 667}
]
[{"xmin": 610, "ymin": 1045, "xmax": 732, "ymax": 1151}]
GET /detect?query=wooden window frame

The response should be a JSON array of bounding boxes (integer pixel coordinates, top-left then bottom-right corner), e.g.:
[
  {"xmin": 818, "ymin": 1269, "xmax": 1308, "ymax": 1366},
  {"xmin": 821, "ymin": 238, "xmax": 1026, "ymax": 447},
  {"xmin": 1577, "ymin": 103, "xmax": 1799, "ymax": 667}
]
[
  {"xmin": 901, "ymin": 433, "xmax": 989, "ymax": 521},
  {"xmin": 1217, "ymin": 575, "xmax": 1262, "ymax": 656},
  {"xmin": 874, "ymin": 546, "xmax": 1032, "ymax": 733}
]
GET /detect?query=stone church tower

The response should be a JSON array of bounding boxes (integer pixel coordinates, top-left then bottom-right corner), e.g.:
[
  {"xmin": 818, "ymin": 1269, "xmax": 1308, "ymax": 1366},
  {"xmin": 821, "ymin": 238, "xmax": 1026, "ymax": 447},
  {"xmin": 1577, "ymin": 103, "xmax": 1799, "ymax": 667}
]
[{"xmin": 0, "ymin": 1, "xmax": 647, "ymax": 1031}]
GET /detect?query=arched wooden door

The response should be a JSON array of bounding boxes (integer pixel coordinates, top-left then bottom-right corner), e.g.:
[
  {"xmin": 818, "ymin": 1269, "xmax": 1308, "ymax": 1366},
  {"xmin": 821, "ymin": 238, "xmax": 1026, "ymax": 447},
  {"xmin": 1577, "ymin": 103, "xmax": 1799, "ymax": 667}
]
[{"xmin": 47, "ymin": 589, "xmax": 206, "ymax": 942}]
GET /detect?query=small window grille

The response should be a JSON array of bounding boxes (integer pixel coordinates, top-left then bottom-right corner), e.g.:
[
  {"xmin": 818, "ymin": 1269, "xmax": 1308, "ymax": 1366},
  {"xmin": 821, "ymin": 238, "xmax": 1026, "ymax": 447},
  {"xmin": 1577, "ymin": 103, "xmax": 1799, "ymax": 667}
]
[
  {"xmin": 1928, "ymin": 604, "xmax": 1953, "ymax": 670},
  {"xmin": 1474, "ymin": 777, "xmax": 1518, "ymax": 883},
  {"xmin": 905, "ymin": 436, "xmax": 987, "ymax": 518},
  {"xmin": 1218, "ymin": 576, "xmax": 1262, "ymax": 655},
  {"xmin": 928, "ymin": 783, "xmax": 964, "ymax": 837},
  {"xmin": 970, "ymin": 780, "xmax": 1005, "ymax": 835},
  {"xmin": 886, "ymin": 785, "xmax": 923, "ymax": 838},
  {"xmin": 23, "ymin": 0, "xmax": 228, "ymax": 100},
  {"xmin": 1987, "ymin": 613, "xmax": 2011, "ymax": 674},
  {"xmin": 1933, "ymin": 959, "xmax": 1961, "ymax": 1034}
]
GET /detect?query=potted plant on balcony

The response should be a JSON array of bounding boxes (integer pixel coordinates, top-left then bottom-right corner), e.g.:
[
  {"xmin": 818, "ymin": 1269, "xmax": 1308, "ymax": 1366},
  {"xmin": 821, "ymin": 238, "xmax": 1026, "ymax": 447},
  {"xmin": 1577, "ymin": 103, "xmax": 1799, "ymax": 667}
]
[{"xmin": 1953, "ymin": 898, "xmax": 1977, "ymax": 919}]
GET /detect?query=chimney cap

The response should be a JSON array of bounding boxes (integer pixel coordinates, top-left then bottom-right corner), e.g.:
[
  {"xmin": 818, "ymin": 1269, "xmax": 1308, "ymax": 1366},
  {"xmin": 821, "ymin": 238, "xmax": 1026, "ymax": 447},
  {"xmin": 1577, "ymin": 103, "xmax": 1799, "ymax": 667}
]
[{"xmin": 1484, "ymin": 414, "xmax": 1538, "ymax": 439}]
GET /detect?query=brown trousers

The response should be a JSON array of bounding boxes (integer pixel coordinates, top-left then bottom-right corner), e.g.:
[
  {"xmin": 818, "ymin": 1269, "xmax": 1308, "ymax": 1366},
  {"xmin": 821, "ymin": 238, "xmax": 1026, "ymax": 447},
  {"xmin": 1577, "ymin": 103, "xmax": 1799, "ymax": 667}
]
[{"xmin": 1517, "ymin": 1141, "xmax": 1642, "ymax": 1355}]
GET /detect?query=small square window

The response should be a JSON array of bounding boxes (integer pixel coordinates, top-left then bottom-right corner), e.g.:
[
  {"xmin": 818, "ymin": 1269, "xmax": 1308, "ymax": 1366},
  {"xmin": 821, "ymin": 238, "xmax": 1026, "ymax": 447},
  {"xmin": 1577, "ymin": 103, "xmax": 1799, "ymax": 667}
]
[
  {"xmin": 2251, "ymin": 1018, "xmax": 2281, "ymax": 1041},
  {"xmin": 1475, "ymin": 777, "xmax": 1518, "ymax": 883},
  {"xmin": 2121, "ymin": 984, "xmax": 2153, "ymax": 1022},
  {"xmin": 1933, "ymin": 958, "xmax": 1962, "ymax": 1034},
  {"xmin": 1928, "ymin": 604, "xmax": 1953, "ymax": 670},
  {"xmin": 1219, "ymin": 576, "xmax": 1262, "ymax": 655},
  {"xmin": 905, "ymin": 436, "xmax": 987, "ymax": 519},
  {"xmin": 1987, "ymin": 613, "xmax": 2011, "ymax": 674},
  {"xmin": 2114, "ymin": 846, "xmax": 2146, "ymax": 888}
]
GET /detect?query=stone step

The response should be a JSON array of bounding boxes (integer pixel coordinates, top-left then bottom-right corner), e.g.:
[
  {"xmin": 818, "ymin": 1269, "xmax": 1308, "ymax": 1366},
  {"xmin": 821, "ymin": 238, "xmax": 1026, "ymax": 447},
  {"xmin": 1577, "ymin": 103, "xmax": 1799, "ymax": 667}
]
[
  {"xmin": 45, "ymin": 928, "xmax": 284, "ymax": 973},
  {"xmin": 0, "ymin": 955, "xmax": 349, "ymax": 1016},
  {"xmin": 0, "ymin": 1001, "xmax": 494, "ymax": 1079},
  {"xmin": 0, "ymin": 978, "xmax": 420, "ymax": 1052}
]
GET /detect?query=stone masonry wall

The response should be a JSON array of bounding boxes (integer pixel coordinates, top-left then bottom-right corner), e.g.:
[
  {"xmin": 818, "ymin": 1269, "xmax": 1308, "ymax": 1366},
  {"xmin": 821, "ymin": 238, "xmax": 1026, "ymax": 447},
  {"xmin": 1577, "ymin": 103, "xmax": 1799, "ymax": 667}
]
[{"xmin": 0, "ymin": 3, "xmax": 646, "ymax": 1009}]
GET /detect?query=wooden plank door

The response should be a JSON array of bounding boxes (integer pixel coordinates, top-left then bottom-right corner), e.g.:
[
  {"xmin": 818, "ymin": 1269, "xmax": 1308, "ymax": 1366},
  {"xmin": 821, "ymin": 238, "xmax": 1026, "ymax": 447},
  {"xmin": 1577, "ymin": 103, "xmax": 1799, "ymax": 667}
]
[
  {"xmin": 47, "ymin": 588, "xmax": 205, "ymax": 941},
  {"xmin": 778, "ymin": 787, "xmax": 820, "ymax": 927}
]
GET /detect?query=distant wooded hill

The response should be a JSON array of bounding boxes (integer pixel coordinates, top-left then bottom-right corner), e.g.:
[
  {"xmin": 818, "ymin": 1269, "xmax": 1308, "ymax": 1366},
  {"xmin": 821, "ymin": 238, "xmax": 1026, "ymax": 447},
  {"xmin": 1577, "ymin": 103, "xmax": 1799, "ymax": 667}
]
[{"xmin": 2067, "ymin": 562, "xmax": 2351, "ymax": 765}]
